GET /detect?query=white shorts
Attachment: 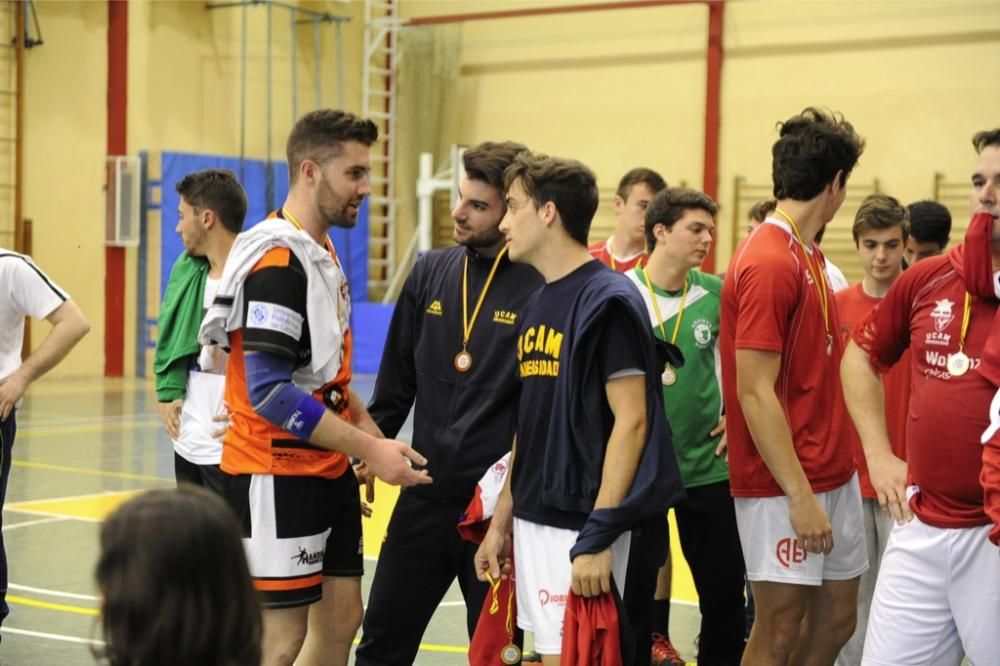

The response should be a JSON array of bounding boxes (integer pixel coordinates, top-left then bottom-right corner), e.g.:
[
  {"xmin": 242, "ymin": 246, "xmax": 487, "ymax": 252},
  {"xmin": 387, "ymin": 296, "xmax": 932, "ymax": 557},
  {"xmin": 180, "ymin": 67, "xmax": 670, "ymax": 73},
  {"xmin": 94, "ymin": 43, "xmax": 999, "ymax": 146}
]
[
  {"xmin": 735, "ymin": 473, "xmax": 867, "ymax": 585},
  {"xmin": 862, "ymin": 516, "xmax": 1000, "ymax": 665},
  {"xmin": 512, "ymin": 518, "xmax": 630, "ymax": 655}
]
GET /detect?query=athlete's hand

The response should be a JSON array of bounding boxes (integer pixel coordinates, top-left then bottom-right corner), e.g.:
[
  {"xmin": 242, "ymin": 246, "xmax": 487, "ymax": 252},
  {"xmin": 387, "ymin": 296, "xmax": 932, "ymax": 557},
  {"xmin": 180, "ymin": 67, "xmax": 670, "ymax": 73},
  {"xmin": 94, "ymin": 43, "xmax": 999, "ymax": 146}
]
[
  {"xmin": 354, "ymin": 460, "xmax": 376, "ymax": 506},
  {"xmin": 711, "ymin": 417, "xmax": 728, "ymax": 462},
  {"xmin": 475, "ymin": 526, "xmax": 512, "ymax": 582},
  {"xmin": 571, "ymin": 548, "xmax": 613, "ymax": 598},
  {"xmin": 366, "ymin": 439, "xmax": 432, "ymax": 487},
  {"xmin": 788, "ymin": 492, "xmax": 833, "ymax": 554},
  {"xmin": 210, "ymin": 409, "xmax": 230, "ymax": 439},
  {"xmin": 868, "ymin": 451, "xmax": 912, "ymax": 525},
  {"xmin": 0, "ymin": 371, "xmax": 29, "ymax": 422},
  {"xmin": 157, "ymin": 399, "xmax": 183, "ymax": 439}
]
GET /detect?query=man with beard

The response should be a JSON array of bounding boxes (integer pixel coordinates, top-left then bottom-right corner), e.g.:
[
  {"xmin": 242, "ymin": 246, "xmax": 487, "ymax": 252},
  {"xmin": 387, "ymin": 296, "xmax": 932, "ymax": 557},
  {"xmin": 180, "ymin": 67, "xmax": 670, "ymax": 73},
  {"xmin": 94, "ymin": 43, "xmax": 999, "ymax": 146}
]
[
  {"xmin": 356, "ymin": 141, "xmax": 543, "ymax": 665},
  {"xmin": 199, "ymin": 109, "xmax": 431, "ymax": 666}
]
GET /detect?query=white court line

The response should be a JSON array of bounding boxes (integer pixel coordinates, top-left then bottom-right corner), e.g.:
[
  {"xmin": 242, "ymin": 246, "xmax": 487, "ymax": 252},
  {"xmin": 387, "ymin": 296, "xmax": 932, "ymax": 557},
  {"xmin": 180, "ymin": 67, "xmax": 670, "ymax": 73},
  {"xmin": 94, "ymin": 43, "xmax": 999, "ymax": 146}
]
[
  {"xmin": 0, "ymin": 626, "xmax": 103, "ymax": 646},
  {"xmin": 1, "ymin": 516, "xmax": 68, "ymax": 531},
  {"xmin": 8, "ymin": 583, "xmax": 98, "ymax": 602}
]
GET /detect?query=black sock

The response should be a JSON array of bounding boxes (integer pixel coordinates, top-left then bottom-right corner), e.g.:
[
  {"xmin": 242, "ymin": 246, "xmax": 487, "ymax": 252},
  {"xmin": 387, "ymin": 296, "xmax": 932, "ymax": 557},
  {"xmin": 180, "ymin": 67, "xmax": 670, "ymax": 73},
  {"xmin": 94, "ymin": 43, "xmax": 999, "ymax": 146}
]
[{"xmin": 651, "ymin": 598, "xmax": 670, "ymax": 639}]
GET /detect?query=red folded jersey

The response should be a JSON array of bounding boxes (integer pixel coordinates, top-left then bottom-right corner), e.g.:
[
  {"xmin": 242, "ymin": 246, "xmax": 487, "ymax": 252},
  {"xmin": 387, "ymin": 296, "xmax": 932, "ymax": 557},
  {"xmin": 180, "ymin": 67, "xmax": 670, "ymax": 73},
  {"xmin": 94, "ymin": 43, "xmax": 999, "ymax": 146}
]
[{"xmin": 561, "ymin": 591, "xmax": 624, "ymax": 666}]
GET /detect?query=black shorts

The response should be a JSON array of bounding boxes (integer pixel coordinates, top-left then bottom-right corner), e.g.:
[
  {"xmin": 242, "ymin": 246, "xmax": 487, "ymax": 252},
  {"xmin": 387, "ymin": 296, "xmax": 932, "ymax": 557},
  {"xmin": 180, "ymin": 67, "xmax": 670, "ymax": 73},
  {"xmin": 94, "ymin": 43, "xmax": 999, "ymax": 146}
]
[
  {"xmin": 173, "ymin": 453, "xmax": 226, "ymax": 496},
  {"xmin": 220, "ymin": 469, "xmax": 363, "ymax": 609}
]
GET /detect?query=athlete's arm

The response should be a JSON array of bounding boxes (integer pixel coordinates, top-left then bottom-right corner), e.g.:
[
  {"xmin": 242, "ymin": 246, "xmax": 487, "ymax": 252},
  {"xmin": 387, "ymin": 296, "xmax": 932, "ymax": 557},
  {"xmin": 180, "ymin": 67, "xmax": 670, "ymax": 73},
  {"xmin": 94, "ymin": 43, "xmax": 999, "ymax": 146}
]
[
  {"xmin": 244, "ymin": 350, "xmax": 431, "ymax": 487},
  {"xmin": 571, "ymin": 374, "xmax": 647, "ymax": 597},
  {"xmin": 736, "ymin": 348, "xmax": 833, "ymax": 555},
  {"xmin": 0, "ymin": 300, "xmax": 89, "ymax": 421},
  {"xmin": 475, "ymin": 440, "xmax": 516, "ymax": 582},
  {"xmin": 842, "ymin": 340, "xmax": 912, "ymax": 525}
]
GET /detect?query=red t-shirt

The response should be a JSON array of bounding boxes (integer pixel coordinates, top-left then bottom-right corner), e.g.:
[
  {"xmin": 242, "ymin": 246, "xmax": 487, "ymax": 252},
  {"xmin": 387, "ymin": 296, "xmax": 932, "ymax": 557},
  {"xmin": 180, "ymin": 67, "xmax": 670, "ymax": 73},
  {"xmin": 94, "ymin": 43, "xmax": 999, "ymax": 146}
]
[
  {"xmin": 853, "ymin": 244, "xmax": 995, "ymax": 528},
  {"xmin": 721, "ymin": 221, "xmax": 855, "ymax": 498},
  {"xmin": 835, "ymin": 282, "xmax": 910, "ymax": 499},
  {"xmin": 587, "ymin": 238, "xmax": 646, "ymax": 272}
]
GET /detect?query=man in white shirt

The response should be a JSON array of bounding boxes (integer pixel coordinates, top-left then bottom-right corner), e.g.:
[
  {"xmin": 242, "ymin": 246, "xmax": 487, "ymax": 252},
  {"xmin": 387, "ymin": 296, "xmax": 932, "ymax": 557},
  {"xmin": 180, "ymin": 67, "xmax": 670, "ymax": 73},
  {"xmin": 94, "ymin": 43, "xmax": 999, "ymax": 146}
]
[
  {"xmin": 0, "ymin": 249, "xmax": 89, "ymax": 628},
  {"xmin": 154, "ymin": 169, "xmax": 246, "ymax": 491}
]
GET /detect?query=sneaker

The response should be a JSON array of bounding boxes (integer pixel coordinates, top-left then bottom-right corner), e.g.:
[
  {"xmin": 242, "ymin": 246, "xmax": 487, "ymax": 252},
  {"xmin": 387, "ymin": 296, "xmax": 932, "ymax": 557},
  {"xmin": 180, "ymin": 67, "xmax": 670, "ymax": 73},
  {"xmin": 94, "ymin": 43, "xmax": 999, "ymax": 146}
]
[{"xmin": 651, "ymin": 632, "xmax": 686, "ymax": 666}]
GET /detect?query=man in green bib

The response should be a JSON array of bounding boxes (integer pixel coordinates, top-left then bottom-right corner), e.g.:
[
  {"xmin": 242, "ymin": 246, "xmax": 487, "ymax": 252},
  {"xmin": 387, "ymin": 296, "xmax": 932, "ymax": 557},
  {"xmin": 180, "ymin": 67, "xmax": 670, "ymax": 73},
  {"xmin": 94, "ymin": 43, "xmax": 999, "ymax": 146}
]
[{"xmin": 626, "ymin": 187, "xmax": 746, "ymax": 665}]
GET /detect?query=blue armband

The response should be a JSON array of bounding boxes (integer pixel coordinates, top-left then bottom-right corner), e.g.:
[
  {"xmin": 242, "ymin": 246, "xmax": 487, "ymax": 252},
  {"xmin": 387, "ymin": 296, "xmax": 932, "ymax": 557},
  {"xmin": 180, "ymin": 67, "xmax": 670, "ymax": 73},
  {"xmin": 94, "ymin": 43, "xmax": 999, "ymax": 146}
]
[{"xmin": 244, "ymin": 351, "xmax": 325, "ymax": 440}]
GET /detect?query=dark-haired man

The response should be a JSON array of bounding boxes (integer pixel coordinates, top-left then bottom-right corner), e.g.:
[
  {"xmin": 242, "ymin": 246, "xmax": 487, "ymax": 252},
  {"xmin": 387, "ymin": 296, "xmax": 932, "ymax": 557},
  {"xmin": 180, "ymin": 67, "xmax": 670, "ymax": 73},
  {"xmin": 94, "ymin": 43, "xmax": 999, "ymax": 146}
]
[
  {"xmin": 844, "ymin": 128, "xmax": 1000, "ymax": 664},
  {"xmin": 199, "ymin": 110, "xmax": 431, "ymax": 666},
  {"xmin": 476, "ymin": 153, "xmax": 684, "ymax": 665},
  {"xmin": 629, "ymin": 187, "xmax": 746, "ymax": 665},
  {"xmin": 155, "ymin": 169, "xmax": 247, "ymax": 493},
  {"xmin": 833, "ymin": 194, "xmax": 910, "ymax": 666},
  {"xmin": 355, "ymin": 141, "xmax": 542, "ymax": 665},
  {"xmin": 904, "ymin": 200, "xmax": 952, "ymax": 265},
  {"xmin": 589, "ymin": 167, "xmax": 667, "ymax": 272},
  {"xmin": 721, "ymin": 108, "xmax": 867, "ymax": 665}
]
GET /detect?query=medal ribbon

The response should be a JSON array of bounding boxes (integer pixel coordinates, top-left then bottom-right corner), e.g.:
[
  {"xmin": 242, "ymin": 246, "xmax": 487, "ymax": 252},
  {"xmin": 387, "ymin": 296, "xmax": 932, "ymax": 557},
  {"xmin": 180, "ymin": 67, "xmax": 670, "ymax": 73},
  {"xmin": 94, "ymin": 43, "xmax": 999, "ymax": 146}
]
[
  {"xmin": 775, "ymin": 208, "xmax": 831, "ymax": 344},
  {"xmin": 958, "ymin": 291, "xmax": 972, "ymax": 352},
  {"xmin": 485, "ymin": 571, "xmax": 515, "ymax": 645},
  {"xmin": 462, "ymin": 247, "xmax": 508, "ymax": 352},
  {"xmin": 641, "ymin": 267, "xmax": 688, "ymax": 345}
]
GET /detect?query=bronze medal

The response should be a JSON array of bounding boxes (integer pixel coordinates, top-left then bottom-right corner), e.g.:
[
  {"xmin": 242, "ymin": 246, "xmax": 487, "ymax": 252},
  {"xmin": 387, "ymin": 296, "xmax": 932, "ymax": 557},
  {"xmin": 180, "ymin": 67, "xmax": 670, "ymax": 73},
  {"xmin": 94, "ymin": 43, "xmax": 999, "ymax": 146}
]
[{"xmin": 454, "ymin": 350, "xmax": 473, "ymax": 373}]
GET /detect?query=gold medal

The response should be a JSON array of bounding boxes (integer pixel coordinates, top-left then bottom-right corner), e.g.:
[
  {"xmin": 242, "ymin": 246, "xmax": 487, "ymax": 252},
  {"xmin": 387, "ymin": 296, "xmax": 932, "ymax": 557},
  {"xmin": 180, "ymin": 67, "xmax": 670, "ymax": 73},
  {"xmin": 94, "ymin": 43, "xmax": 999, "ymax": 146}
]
[
  {"xmin": 947, "ymin": 351, "xmax": 971, "ymax": 377},
  {"xmin": 454, "ymin": 350, "xmax": 473, "ymax": 373},
  {"xmin": 501, "ymin": 643, "xmax": 522, "ymax": 664},
  {"xmin": 661, "ymin": 366, "xmax": 677, "ymax": 386}
]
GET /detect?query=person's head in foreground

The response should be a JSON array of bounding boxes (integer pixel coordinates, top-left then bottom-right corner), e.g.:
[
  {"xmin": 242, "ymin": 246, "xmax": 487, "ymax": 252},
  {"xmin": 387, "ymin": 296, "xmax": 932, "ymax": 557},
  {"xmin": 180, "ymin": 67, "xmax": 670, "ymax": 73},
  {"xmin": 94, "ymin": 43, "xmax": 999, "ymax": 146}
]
[{"xmin": 95, "ymin": 486, "xmax": 261, "ymax": 666}]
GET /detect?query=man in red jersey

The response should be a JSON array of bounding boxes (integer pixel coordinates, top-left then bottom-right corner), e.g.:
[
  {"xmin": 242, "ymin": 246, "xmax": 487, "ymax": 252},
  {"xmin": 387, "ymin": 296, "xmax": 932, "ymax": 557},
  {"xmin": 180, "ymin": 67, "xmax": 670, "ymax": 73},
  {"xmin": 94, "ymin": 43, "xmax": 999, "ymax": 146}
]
[
  {"xmin": 721, "ymin": 107, "xmax": 867, "ymax": 666},
  {"xmin": 842, "ymin": 128, "xmax": 1000, "ymax": 664},
  {"xmin": 833, "ymin": 194, "xmax": 909, "ymax": 666},
  {"xmin": 589, "ymin": 168, "xmax": 666, "ymax": 272}
]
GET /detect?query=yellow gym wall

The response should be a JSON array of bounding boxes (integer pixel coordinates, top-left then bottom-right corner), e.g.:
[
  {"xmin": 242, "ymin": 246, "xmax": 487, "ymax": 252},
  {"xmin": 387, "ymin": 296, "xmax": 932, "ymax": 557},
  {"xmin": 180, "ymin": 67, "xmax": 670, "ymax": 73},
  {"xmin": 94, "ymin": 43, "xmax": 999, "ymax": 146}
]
[
  {"xmin": 23, "ymin": 0, "xmax": 107, "ymax": 378},
  {"xmin": 393, "ymin": 0, "xmax": 1000, "ymax": 280},
  {"xmin": 22, "ymin": 0, "xmax": 366, "ymax": 378}
]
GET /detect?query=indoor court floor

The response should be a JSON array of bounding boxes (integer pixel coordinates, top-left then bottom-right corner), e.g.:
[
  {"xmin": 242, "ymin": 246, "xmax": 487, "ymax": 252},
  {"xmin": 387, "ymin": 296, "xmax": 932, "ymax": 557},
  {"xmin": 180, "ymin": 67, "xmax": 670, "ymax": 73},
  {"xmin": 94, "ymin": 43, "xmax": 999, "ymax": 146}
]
[{"xmin": 0, "ymin": 376, "xmax": 701, "ymax": 665}]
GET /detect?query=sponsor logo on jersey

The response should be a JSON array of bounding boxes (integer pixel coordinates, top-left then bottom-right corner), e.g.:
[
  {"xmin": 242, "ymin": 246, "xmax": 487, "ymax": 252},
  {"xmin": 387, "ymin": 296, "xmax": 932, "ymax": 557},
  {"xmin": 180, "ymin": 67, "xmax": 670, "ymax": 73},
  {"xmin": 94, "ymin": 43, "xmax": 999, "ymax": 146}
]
[
  {"xmin": 775, "ymin": 537, "xmax": 808, "ymax": 568},
  {"xmin": 538, "ymin": 588, "xmax": 568, "ymax": 608},
  {"xmin": 291, "ymin": 546, "xmax": 325, "ymax": 566},
  {"xmin": 931, "ymin": 299, "xmax": 955, "ymax": 333},
  {"xmin": 692, "ymin": 318, "xmax": 713, "ymax": 348},
  {"xmin": 426, "ymin": 300, "xmax": 443, "ymax": 316},
  {"xmin": 494, "ymin": 309, "xmax": 518, "ymax": 326},
  {"xmin": 924, "ymin": 351, "xmax": 980, "ymax": 379},
  {"xmin": 246, "ymin": 300, "xmax": 304, "ymax": 339}
]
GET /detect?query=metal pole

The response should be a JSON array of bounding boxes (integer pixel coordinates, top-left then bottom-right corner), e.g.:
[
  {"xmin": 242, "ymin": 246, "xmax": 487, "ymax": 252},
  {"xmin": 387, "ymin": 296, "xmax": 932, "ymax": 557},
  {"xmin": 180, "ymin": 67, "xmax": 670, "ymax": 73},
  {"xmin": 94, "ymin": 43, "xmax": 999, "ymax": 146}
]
[
  {"xmin": 239, "ymin": 0, "xmax": 247, "ymax": 180},
  {"xmin": 335, "ymin": 20, "xmax": 344, "ymax": 109},
  {"xmin": 290, "ymin": 7, "xmax": 297, "ymax": 122},
  {"xmin": 313, "ymin": 16, "xmax": 321, "ymax": 109},
  {"xmin": 266, "ymin": 0, "xmax": 274, "ymax": 211}
]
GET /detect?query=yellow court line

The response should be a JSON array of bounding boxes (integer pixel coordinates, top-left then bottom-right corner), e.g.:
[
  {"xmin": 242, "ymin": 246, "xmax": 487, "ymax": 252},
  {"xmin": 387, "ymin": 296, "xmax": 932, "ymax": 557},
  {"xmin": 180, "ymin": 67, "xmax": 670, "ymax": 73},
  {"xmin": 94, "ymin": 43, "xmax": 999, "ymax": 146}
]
[
  {"xmin": 12, "ymin": 460, "xmax": 171, "ymax": 483},
  {"xmin": 17, "ymin": 420, "xmax": 160, "ymax": 438},
  {"xmin": 7, "ymin": 595, "xmax": 98, "ymax": 617}
]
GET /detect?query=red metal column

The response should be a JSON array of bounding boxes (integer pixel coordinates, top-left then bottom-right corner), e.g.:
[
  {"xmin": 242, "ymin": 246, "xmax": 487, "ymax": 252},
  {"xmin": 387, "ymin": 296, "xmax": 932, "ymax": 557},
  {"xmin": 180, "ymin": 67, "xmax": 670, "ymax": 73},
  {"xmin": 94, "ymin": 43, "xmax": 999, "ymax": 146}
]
[
  {"xmin": 105, "ymin": 0, "xmax": 127, "ymax": 377},
  {"xmin": 702, "ymin": 0, "xmax": 723, "ymax": 273}
]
